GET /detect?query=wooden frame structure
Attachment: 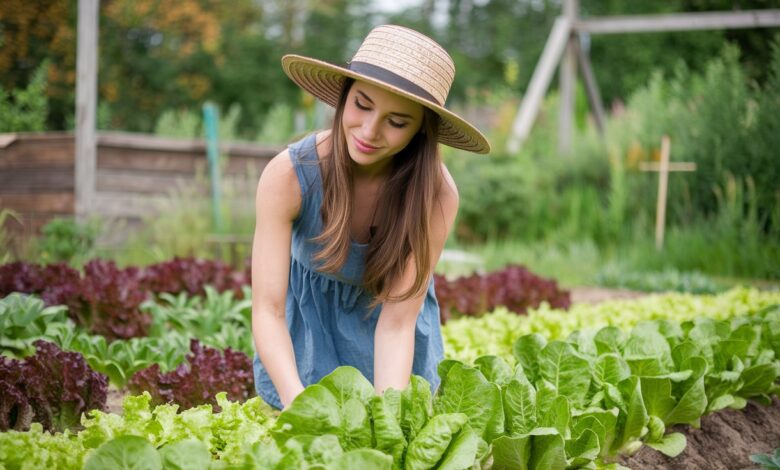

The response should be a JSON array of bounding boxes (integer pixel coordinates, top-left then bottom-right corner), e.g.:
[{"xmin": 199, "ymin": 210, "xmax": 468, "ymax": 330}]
[
  {"xmin": 506, "ymin": 1, "xmax": 780, "ymax": 154},
  {"xmin": 76, "ymin": 0, "xmax": 99, "ymax": 221}
]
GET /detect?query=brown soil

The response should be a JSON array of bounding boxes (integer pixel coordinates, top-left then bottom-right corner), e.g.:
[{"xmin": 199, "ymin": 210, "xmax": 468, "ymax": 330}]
[
  {"xmin": 619, "ymin": 397, "xmax": 780, "ymax": 470},
  {"xmin": 105, "ymin": 386, "xmax": 126, "ymax": 415},
  {"xmin": 569, "ymin": 286, "xmax": 647, "ymax": 305}
]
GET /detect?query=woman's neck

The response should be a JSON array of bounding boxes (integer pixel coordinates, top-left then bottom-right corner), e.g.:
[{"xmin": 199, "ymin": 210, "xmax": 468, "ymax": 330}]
[{"xmin": 351, "ymin": 157, "xmax": 393, "ymax": 182}]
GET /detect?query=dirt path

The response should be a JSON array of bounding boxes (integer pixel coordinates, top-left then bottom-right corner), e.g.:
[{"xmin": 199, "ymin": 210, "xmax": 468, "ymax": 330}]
[
  {"xmin": 620, "ymin": 397, "xmax": 780, "ymax": 469},
  {"xmin": 569, "ymin": 286, "xmax": 648, "ymax": 304}
]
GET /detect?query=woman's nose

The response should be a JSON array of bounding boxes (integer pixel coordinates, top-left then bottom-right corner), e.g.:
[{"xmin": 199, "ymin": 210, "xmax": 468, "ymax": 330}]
[{"xmin": 362, "ymin": 116, "xmax": 381, "ymax": 140}]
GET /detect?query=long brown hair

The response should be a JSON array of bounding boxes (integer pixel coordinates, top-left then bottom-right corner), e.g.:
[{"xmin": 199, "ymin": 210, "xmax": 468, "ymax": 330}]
[{"xmin": 312, "ymin": 78, "xmax": 442, "ymax": 306}]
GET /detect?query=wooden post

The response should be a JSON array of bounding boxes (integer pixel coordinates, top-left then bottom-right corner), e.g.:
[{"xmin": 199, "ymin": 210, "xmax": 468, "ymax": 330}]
[
  {"xmin": 558, "ymin": 0, "xmax": 578, "ymax": 154},
  {"xmin": 639, "ymin": 136, "xmax": 696, "ymax": 250},
  {"xmin": 507, "ymin": 16, "xmax": 572, "ymax": 153},
  {"xmin": 75, "ymin": 0, "xmax": 99, "ymax": 222}
]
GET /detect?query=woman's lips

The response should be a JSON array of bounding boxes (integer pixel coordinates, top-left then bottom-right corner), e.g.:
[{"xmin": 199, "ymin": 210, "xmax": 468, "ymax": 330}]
[{"xmin": 353, "ymin": 136, "xmax": 381, "ymax": 154}]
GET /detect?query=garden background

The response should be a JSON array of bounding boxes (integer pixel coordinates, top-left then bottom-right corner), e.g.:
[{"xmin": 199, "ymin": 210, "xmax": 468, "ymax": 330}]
[{"xmin": 1, "ymin": 0, "xmax": 779, "ymax": 291}]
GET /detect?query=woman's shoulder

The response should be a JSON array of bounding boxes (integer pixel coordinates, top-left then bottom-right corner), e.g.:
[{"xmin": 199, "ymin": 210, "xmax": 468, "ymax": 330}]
[
  {"xmin": 256, "ymin": 147, "xmax": 301, "ymax": 220},
  {"xmin": 438, "ymin": 161, "xmax": 459, "ymax": 208},
  {"xmin": 313, "ymin": 130, "xmax": 332, "ymax": 161}
]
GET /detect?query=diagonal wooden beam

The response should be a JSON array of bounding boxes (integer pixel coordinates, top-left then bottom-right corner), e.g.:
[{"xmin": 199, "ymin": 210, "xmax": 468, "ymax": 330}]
[
  {"xmin": 576, "ymin": 10, "xmax": 780, "ymax": 34},
  {"xmin": 507, "ymin": 16, "xmax": 572, "ymax": 154},
  {"xmin": 573, "ymin": 35, "xmax": 606, "ymax": 135}
]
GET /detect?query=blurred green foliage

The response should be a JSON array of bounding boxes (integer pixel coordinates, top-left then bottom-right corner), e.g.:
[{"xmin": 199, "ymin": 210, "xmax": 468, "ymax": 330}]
[
  {"xmin": 3, "ymin": 0, "xmax": 778, "ymax": 282},
  {"xmin": 0, "ymin": 60, "xmax": 49, "ymax": 132},
  {"xmin": 1, "ymin": 0, "xmax": 776, "ymax": 134},
  {"xmin": 35, "ymin": 217, "xmax": 100, "ymax": 266},
  {"xmin": 447, "ymin": 39, "xmax": 780, "ymax": 280}
]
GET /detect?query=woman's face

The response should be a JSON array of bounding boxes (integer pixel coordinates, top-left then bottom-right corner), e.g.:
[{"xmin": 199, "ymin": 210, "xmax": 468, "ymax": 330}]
[{"xmin": 341, "ymin": 80, "xmax": 424, "ymax": 173}]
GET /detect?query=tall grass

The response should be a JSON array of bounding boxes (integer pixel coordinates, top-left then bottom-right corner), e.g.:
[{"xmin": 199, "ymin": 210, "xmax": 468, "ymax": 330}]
[
  {"xmin": 109, "ymin": 167, "xmax": 257, "ymax": 267},
  {"xmin": 0, "ymin": 209, "xmax": 20, "ymax": 263}
]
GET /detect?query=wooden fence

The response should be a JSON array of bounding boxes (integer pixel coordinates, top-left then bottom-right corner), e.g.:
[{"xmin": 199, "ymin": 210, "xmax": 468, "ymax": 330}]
[{"xmin": 0, "ymin": 131, "xmax": 281, "ymax": 249}]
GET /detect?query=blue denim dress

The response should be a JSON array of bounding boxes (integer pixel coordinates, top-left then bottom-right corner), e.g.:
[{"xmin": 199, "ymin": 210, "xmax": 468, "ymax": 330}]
[{"xmin": 253, "ymin": 133, "xmax": 445, "ymax": 409}]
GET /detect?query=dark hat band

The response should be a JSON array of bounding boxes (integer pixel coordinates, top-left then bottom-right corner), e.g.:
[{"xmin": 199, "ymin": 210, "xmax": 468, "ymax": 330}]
[{"xmin": 348, "ymin": 61, "xmax": 441, "ymax": 106}]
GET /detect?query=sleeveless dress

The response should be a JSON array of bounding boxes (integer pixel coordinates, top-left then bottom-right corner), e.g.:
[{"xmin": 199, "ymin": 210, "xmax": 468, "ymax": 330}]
[{"xmin": 252, "ymin": 133, "xmax": 445, "ymax": 410}]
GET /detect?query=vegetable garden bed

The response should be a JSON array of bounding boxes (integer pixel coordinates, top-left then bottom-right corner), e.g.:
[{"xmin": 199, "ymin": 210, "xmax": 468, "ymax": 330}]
[
  {"xmin": 621, "ymin": 396, "xmax": 780, "ymax": 469},
  {"xmin": 1, "ymin": 258, "xmax": 779, "ymax": 469}
]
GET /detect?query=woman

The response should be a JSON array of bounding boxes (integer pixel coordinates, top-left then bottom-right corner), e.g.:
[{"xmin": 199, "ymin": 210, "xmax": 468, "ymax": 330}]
[{"xmin": 251, "ymin": 24, "xmax": 490, "ymax": 410}]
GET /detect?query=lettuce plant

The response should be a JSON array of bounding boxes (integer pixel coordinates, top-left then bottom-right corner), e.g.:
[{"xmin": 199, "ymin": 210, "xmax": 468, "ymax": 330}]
[
  {"xmin": 127, "ymin": 339, "xmax": 254, "ymax": 410},
  {"xmin": 139, "ymin": 257, "xmax": 250, "ymax": 298},
  {"xmin": 0, "ymin": 340, "xmax": 107, "ymax": 433},
  {"xmin": 0, "ymin": 258, "xmax": 252, "ymax": 341},
  {"xmin": 274, "ymin": 366, "xmax": 482, "ymax": 470},
  {"xmin": 0, "ymin": 293, "xmax": 71, "ymax": 357},
  {"xmin": 434, "ymin": 264, "xmax": 570, "ymax": 322}
]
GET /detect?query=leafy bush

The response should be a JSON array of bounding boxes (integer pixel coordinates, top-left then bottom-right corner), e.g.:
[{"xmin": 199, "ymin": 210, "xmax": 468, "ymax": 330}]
[
  {"xmin": 127, "ymin": 340, "xmax": 254, "ymax": 410},
  {"xmin": 0, "ymin": 60, "xmax": 49, "ymax": 132},
  {"xmin": 434, "ymin": 264, "xmax": 570, "ymax": 323},
  {"xmin": 0, "ymin": 340, "xmax": 107, "ymax": 433},
  {"xmin": 35, "ymin": 217, "xmax": 100, "ymax": 265}
]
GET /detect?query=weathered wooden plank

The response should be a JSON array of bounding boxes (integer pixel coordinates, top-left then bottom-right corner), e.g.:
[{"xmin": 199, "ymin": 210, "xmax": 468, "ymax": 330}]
[
  {"xmin": 0, "ymin": 193, "xmax": 74, "ymax": 213},
  {"xmin": 0, "ymin": 132, "xmax": 74, "ymax": 148},
  {"xmin": 98, "ymin": 131, "xmax": 281, "ymax": 158},
  {"xmin": 0, "ymin": 141, "xmax": 74, "ymax": 168},
  {"xmin": 95, "ymin": 169, "xmax": 206, "ymax": 194},
  {"xmin": 98, "ymin": 147, "xmax": 202, "ymax": 173},
  {"xmin": 0, "ymin": 168, "xmax": 74, "ymax": 191},
  {"xmin": 92, "ymin": 192, "xmax": 183, "ymax": 218},
  {"xmin": 223, "ymin": 156, "xmax": 269, "ymax": 176},
  {"xmin": 576, "ymin": 10, "xmax": 780, "ymax": 34}
]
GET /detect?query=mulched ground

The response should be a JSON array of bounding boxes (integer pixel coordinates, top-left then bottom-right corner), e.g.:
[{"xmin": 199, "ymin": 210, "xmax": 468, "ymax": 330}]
[{"xmin": 619, "ymin": 397, "xmax": 780, "ymax": 470}]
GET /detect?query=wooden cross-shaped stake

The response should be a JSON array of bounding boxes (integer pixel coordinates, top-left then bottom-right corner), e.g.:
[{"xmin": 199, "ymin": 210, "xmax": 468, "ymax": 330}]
[{"xmin": 639, "ymin": 135, "xmax": 696, "ymax": 251}]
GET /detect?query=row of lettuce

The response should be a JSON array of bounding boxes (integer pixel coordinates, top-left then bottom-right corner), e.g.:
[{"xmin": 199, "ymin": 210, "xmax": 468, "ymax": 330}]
[
  {"xmin": 0, "ymin": 259, "xmax": 569, "ymax": 341},
  {"xmin": 1, "ymin": 286, "xmax": 779, "ymax": 468}
]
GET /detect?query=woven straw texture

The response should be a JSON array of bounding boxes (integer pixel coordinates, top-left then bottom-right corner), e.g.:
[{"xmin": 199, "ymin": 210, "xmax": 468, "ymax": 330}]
[{"xmin": 282, "ymin": 25, "xmax": 490, "ymax": 154}]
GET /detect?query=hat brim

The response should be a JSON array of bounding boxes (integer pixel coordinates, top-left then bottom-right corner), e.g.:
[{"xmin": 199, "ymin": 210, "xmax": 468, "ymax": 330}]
[{"xmin": 282, "ymin": 54, "xmax": 490, "ymax": 154}]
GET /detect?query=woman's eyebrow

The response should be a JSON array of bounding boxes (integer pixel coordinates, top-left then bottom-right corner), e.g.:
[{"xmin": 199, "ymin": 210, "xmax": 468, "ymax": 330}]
[{"xmin": 356, "ymin": 90, "xmax": 416, "ymax": 119}]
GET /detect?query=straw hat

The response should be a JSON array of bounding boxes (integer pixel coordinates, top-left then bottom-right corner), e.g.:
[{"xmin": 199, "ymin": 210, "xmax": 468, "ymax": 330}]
[{"xmin": 281, "ymin": 25, "xmax": 490, "ymax": 154}]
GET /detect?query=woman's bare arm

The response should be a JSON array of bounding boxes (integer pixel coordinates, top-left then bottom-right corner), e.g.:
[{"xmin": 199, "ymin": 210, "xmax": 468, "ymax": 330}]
[
  {"xmin": 373, "ymin": 166, "xmax": 459, "ymax": 394},
  {"xmin": 251, "ymin": 149, "xmax": 305, "ymax": 408}
]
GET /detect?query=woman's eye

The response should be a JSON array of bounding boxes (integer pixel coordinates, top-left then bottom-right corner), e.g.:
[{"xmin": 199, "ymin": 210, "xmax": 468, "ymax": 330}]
[
  {"xmin": 354, "ymin": 99, "xmax": 370, "ymax": 111},
  {"xmin": 388, "ymin": 119, "xmax": 408, "ymax": 129}
]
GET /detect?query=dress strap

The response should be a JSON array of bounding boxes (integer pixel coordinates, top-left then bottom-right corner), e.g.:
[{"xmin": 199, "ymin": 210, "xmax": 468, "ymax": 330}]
[{"xmin": 288, "ymin": 133, "xmax": 322, "ymax": 222}]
